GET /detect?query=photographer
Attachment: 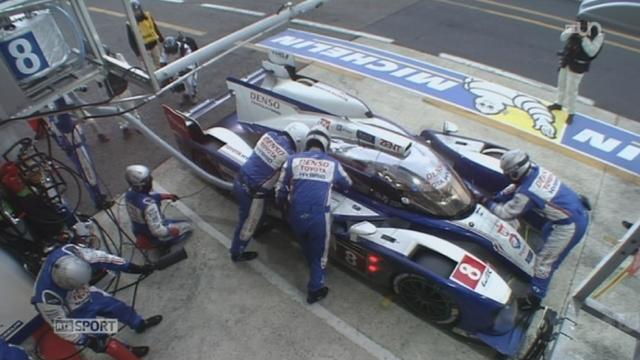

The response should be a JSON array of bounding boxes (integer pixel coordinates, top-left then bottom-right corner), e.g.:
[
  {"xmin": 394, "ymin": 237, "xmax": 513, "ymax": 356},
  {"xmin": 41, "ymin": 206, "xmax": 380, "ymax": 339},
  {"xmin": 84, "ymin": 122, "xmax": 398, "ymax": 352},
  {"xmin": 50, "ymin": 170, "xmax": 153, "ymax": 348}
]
[{"xmin": 547, "ymin": 19, "xmax": 604, "ymax": 125}]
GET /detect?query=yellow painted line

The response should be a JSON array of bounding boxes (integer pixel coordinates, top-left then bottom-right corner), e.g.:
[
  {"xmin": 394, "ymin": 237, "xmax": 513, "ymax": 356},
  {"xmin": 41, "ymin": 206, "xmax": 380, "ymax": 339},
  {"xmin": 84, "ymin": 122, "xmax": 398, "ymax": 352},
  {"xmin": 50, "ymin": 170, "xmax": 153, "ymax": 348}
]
[
  {"xmin": 429, "ymin": 0, "xmax": 640, "ymax": 55},
  {"xmin": 469, "ymin": 0, "xmax": 640, "ymax": 43},
  {"xmin": 88, "ymin": 6, "xmax": 206, "ymax": 36}
]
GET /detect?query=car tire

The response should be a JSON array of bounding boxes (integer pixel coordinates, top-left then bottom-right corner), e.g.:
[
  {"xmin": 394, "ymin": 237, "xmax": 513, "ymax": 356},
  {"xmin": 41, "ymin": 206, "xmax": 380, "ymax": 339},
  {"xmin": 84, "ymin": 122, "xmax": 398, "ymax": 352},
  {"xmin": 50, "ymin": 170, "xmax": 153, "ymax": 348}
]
[{"xmin": 393, "ymin": 273, "xmax": 460, "ymax": 325}]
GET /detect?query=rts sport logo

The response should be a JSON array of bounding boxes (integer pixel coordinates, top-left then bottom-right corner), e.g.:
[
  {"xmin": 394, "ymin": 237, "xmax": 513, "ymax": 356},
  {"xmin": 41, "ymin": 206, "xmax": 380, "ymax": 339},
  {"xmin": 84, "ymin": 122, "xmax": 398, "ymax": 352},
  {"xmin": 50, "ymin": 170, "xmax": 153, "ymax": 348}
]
[{"xmin": 54, "ymin": 319, "xmax": 118, "ymax": 335}]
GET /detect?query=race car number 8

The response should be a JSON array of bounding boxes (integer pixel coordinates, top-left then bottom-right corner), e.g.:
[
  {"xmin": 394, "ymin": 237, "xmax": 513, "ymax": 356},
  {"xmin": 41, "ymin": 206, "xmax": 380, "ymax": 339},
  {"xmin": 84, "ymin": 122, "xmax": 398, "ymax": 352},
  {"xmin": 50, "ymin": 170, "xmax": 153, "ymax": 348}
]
[
  {"xmin": 458, "ymin": 263, "xmax": 481, "ymax": 281},
  {"xmin": 450, "ymin": 255, "xmax": 487, "ymax": 289},
  {"xmin": 0, "ymin": 32, "xmax": 49, "ymax": 80},
  {"xmin": 8, "ymin": 38, "xmax": 41, "ymax": 75},
  {"xmin": 345, "ymin": 250, "xmax": 358, "ymax": 266}
]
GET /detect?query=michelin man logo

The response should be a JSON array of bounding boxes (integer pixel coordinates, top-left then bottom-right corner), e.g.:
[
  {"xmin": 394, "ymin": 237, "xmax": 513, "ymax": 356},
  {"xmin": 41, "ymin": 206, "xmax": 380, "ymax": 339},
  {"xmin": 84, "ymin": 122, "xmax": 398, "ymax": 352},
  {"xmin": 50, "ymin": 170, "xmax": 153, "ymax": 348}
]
[{"xmin": 464, "ymin": 78, "xmax": 557, "ymax": 139}]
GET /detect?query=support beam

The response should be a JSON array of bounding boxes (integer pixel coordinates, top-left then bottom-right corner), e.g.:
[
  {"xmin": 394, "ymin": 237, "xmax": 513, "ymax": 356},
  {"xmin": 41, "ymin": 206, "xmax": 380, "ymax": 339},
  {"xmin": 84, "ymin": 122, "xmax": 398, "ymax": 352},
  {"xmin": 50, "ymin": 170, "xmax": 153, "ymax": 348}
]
[{"xmin": 155, "ymin": 0, "xmax": 330, "ymax": 82}]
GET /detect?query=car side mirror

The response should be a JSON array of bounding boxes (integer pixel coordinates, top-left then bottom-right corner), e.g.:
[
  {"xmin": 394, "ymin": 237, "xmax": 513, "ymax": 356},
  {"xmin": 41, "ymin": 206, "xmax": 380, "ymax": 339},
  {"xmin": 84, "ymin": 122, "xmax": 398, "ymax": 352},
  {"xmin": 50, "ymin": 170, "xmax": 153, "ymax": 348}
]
[
  {"xmin": 443, "ymin": 121, "xmax": 459, "ymax": 134},
  {"xmin": 348, "ymin": 221, "xmax": 377, "ymax": 242}
]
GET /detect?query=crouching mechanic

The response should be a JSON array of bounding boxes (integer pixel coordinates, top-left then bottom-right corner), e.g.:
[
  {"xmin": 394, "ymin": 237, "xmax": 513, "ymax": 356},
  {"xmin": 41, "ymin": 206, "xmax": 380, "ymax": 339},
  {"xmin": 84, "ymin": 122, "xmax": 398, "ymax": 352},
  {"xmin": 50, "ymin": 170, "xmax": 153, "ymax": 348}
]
[
  {"xmin": 487, "ymin": 149, "xmax": 589, "ymax": 308},
  {"xmin": 31, "ymin": 244, "xmax": 161, "ymax": 356},
  {"xmin": 276, "ymin": 125, "xmax": 352, "ymax": 304},
  {"xmin": 230, "ymin": 122, "xmax": 309, "ymax": 262},
  {"xmin": 160, "ymin": 36, "xmax": 198, "ymax": 105},
  {"xmin": 125, "ymin": 165, "xmax": 193, "ymax": 250}
]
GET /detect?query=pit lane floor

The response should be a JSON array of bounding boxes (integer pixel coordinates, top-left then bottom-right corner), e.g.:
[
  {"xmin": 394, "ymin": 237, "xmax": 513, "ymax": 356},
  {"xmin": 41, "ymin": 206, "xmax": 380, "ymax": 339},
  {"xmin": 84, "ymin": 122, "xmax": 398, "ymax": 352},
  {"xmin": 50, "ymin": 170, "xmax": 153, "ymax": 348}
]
[{"xmin": 86, "ymin": 40, "xmax": 639, "ymax": 360}]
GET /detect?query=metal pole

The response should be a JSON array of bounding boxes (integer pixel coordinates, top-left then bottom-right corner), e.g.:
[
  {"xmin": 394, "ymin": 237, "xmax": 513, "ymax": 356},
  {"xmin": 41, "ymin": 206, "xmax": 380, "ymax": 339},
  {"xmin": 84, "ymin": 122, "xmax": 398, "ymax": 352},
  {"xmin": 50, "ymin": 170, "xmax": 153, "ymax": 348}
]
[
  {"xmin": 573, "ymin": 219, "xmax": 640, "ymax": 301},
  {"xmin": 72, "ymin": 0, "xmax": 107, "ymax": 64},
  {"xmin": 85, "ymin": 105, "xmax": 233, "ymax": 191},
  {"xmin": 120, "ymin": 0, "xmax": 160, "ymax": 91},
  {"xmin": 155, "ymin": 0, "xmax": 329, "ymax": 82}
]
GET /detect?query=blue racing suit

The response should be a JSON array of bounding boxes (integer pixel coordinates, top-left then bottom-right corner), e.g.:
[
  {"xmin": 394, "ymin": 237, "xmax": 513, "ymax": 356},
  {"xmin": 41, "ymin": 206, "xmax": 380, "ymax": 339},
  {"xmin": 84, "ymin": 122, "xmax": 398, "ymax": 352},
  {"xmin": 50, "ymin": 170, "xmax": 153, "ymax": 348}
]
[
  {"xmin": 231, "ymin": 131, "xmax": 295, "ymax": 256},
  {"xmin": 125, "ymin": 189, "xmax": 192, "ymax": 248},
  {"xmin": 275, "ymin": 150, "xmax": 352, "ymax": 292},
  {"xmin": 31, "ymin": 245, "xmax": 144, "ymax": 345},
  {"xmin": 489, "ymin": 165, "xmax": 589, "ymax": 298},
  {"xmin": 0, "ymin": 339, "xmax": 30, "ymax": 360}
]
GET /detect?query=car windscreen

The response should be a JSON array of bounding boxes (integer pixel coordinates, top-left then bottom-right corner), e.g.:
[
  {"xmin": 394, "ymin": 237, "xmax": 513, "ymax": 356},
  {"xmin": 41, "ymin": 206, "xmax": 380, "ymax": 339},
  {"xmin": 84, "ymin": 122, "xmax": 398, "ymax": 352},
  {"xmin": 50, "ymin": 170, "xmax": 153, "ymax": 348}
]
[{"xmin": 332, "ymin": 140, "xmax": 474, "ymax": 218}]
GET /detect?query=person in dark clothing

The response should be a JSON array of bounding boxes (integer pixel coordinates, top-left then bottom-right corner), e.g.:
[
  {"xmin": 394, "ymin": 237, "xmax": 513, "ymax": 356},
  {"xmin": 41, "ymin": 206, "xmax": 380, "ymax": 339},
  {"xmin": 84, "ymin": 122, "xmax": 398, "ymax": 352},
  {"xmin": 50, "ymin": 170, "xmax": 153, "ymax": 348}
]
[{"xmin": 548, "ymin": 20, "xmax": 604, "ymax": 125}]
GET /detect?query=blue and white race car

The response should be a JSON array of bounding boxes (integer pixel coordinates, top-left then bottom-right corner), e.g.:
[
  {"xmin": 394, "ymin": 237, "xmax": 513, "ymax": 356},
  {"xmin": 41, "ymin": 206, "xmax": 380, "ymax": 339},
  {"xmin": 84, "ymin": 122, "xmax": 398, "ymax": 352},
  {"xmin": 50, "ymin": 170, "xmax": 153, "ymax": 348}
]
[{"xmin": 163, "ymin": 51, "xmax": 556, "ymax": 358}]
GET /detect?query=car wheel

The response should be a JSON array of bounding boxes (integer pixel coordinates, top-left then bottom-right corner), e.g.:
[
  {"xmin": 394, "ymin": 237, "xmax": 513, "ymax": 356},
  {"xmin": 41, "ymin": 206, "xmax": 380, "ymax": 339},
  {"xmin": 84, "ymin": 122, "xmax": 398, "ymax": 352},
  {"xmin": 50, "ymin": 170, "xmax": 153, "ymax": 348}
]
[{"xmin": 393, "ymin": 273, "xmax": 460, "ymax": 325}]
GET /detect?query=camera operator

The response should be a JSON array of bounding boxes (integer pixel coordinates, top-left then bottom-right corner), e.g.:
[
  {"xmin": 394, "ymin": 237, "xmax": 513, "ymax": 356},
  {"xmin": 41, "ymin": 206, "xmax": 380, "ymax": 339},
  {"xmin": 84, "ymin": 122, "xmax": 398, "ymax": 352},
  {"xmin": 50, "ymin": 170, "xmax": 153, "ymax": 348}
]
[{"xmin": 547, "ymin": 19, "xmax": 604, "ymax": 125}]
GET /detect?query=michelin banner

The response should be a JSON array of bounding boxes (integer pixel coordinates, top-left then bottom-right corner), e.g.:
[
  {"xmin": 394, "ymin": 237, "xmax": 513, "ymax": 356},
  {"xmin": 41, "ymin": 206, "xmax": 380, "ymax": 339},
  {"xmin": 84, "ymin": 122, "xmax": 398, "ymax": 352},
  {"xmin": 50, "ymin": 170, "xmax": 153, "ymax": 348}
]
[{"xmin": 257, "ymin": 29, "xmax": 639, "ymax": 178}]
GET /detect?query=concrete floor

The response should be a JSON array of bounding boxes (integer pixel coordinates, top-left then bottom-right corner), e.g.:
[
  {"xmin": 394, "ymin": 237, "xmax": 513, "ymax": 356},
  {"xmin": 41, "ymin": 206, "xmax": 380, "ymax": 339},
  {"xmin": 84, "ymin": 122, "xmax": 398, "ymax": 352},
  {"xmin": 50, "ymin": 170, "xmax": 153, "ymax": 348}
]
[{"xmin": 84, "ymin": 38, "xmax": 640, "ymax": 360}]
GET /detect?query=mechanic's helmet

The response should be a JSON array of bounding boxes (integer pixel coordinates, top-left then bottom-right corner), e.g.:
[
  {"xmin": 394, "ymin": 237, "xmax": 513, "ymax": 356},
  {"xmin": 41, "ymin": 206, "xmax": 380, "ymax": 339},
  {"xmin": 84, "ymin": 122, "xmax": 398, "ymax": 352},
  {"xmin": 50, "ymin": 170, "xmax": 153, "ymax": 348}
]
[
  {"xmin": 52, "ymin": 255, "xmax": 92, "ymax": 290},
  {"xmin": 500, "ymin": 149, "xmax": 531, "ymax": 182},
  {"xmin": 304, "ymin": 125, "xmax": 331, "ymax": 152},
  {"xmin": 283, "ymin": 122, "xmax": 310, "ymax": 152},
  {"xmin": 131, "ymin": 0, "xmax": 144, "ymax": 19},
  {"xmin": 131, "ymin": 0, "xmax": 142, "ymax": 11},
  {"xmin": 125, "ymin": 164, "xmax": 152, "ymax": 192},
  {"xmin": 163, "ymin": 37, "xmax": 179, "ymax": 55}
]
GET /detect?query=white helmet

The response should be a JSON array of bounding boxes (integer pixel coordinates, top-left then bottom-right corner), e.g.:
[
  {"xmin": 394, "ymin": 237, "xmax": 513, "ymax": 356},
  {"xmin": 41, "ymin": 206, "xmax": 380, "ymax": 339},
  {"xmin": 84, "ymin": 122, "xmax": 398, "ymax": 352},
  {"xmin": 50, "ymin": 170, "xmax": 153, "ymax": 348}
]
[
  {"xmin": 500, "ymin": 149, "xmax": 531, "ymax": 181},
  {"xmin": 305, "ymin": 125, "xmax": 331, "ymax": 152},
  {"xmin": 52, "ymin": 255, "xmax": 92, "ymax": 290},
  {"xmin": 283, "ymin": 122, "xmax": 310, "ymax": 152},
  {"xmin": 125, "ymin": 164, "xmax": 152, "ymax": 192}
]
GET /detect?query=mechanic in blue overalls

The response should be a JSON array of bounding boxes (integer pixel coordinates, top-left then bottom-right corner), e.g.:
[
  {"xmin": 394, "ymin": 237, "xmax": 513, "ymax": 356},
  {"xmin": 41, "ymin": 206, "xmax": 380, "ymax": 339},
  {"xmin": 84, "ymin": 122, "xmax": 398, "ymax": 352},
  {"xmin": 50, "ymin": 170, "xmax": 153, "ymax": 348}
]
[
  {"xmin": 276, "ymin": 125, "xmax": 352, "ymax": 304},
  {"xmin": 487, "ymin": 149, "xmax": 589, "ymax": 309},
  {"xmin": 230, "ymin": 122, "xmax": 310, "ymax": 262},
  {"xmin": 0, "ymin": 338, "xmax": 30, "ymax": 360},
  {"xmin": 125, "ymin": 165, "xmax": 193, "ymax": 250},
  {"xmin": 31, "ymin": 244, "xmax": 161, "ymax": 356}
]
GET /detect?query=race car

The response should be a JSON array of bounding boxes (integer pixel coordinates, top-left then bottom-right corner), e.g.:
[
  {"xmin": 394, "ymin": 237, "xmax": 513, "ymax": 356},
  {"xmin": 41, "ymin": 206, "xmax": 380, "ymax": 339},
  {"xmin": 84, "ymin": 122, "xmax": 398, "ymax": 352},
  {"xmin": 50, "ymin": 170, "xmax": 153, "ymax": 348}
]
[{"xmin": 162, "ymin": 50, "xmax": 556, "ymax": 358}]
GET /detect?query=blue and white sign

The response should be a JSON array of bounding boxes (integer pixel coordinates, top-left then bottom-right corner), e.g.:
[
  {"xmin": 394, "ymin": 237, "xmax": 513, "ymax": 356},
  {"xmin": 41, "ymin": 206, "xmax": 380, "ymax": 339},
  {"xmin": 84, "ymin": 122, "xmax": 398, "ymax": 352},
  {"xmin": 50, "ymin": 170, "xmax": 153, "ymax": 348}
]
[
  {"xmin": 563, "ymin": 116, "xmax": 640, "ymax": 174},
  {"xmin": 0, "ymin": 32, "xmax": 49, "ymax": 81},
  {"xmin": 258, "ymin": 29, "xmax": 640, "ymax": 178}
]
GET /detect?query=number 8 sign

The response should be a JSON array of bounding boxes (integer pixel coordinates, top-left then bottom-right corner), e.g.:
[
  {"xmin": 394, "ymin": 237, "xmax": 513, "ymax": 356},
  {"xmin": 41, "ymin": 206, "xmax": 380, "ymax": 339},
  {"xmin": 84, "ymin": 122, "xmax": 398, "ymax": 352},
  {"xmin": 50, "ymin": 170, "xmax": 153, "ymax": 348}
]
[
  {"xmin": 450, "ymin": 255, "xmax": 487, "ymax": 290},
  {"xmin": 0, "ymin": 32, "xmax": 49, "ymax": 81}
]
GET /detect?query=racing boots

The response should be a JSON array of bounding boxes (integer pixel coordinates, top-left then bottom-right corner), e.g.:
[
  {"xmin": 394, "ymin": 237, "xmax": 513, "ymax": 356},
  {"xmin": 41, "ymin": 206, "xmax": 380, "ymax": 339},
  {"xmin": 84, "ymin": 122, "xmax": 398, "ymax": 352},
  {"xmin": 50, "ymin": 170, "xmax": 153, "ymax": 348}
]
[
  {"xmin": 231, "ymin": 251, "xmax": 258, "ymax": 262},
  {"xmin": 307, "ymin": 287, "xmax": 329, "ymax": 304},
  {"xmin": 135, "ymin": 315, "xmax": 163, "ymax": 333},
  {"xmin": 547, "ymin": 103, "xmax": 562, "ymax": 111}
]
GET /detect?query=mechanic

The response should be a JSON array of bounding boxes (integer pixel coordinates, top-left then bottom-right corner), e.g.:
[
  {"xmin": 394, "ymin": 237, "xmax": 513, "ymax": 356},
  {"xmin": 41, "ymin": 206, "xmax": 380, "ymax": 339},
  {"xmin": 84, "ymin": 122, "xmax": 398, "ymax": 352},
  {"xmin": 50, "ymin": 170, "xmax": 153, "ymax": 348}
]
[
  {"xmin": 275, "ymin": 125, "xmax": 352, "ymax": 304},
  {"xmin": 125, "ymin": 165, "xmax": 193, "ymax": 250},
  {"xmin": 31, "ymin": 244, "xmax": 161, "ymax": 356},
  {"xmin": 0, "ymin": 338, "xmax": 30, "ymax": 360},
  {"xmin": 547, "ymin": 19, "xmax": 604, "ymax": 125},
  {"xmin": 160, "ymin": 36, "xmax": 198, "ymax": 105},
  {"xmin": 126, "ymin": 0, "xmax": 164, "ymax": 68},
  {"xmin": 487, "ymin": 149, "xmax": 589, "ymax": 308},
  {"xmin": 230, "ymin": 122, "xmax": 309, "ymax": 262}
]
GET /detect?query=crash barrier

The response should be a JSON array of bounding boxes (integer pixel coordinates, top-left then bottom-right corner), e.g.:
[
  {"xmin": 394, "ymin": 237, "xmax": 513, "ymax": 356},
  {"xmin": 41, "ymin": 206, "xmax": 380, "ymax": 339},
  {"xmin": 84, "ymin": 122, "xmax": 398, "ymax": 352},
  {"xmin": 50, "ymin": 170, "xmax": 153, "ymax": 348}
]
[{"xmin": 257, "ymin": 29, "xmax": 640, "ymax": 182}]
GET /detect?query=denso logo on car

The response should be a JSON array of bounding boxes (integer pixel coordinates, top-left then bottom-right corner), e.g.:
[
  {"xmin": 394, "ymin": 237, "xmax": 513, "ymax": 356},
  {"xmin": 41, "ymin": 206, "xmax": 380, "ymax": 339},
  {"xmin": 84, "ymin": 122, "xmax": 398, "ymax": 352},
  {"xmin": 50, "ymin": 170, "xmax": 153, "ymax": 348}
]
[
  {"xmin": 250, "ymin": 91, "xmax": 280, "ymax": 109},
  {"xmin": 451, "ymin": 255, "xmax": 487, "ymax": 290}
]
